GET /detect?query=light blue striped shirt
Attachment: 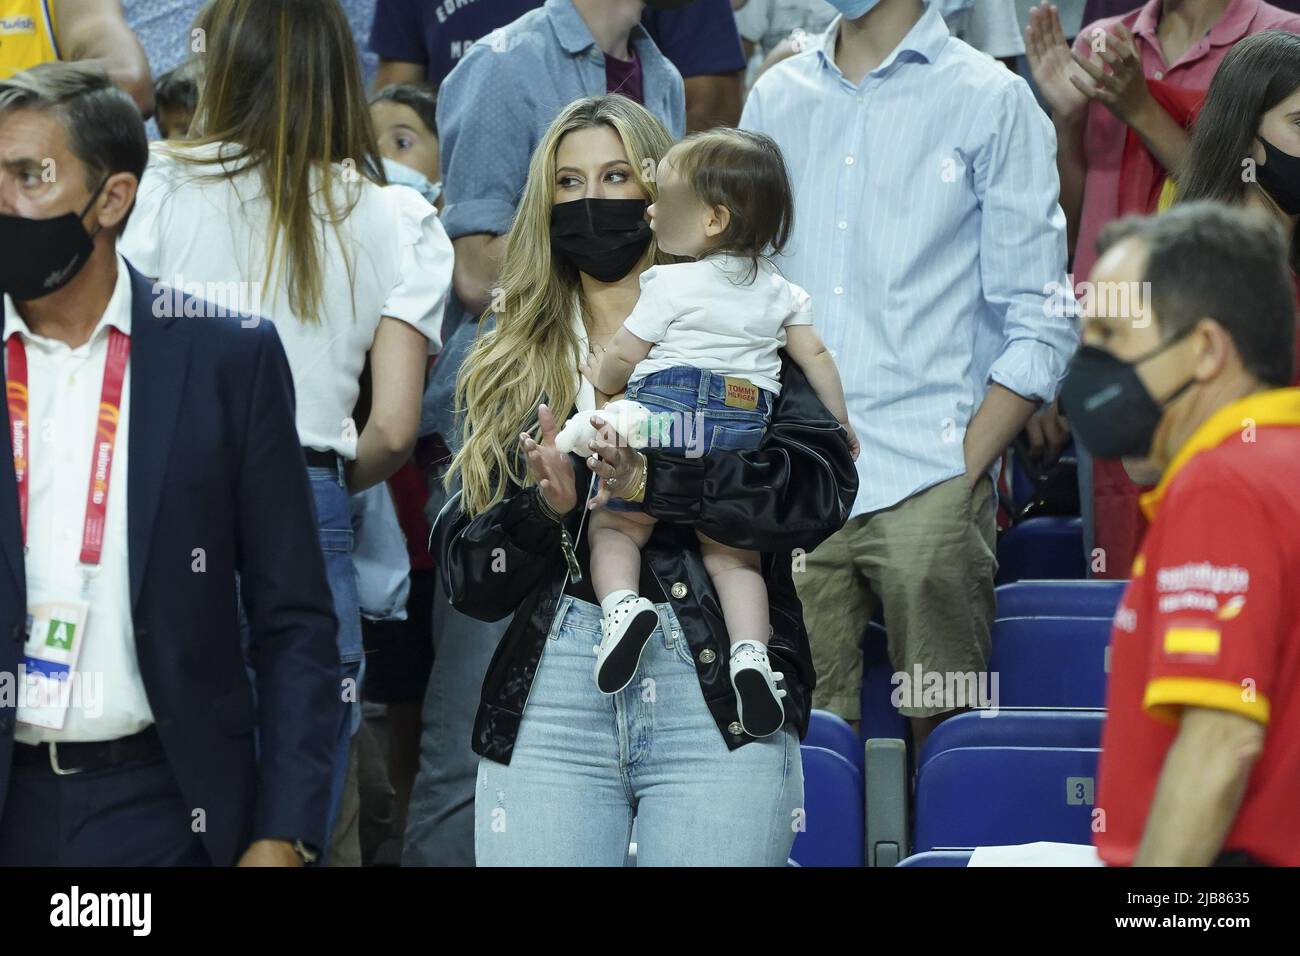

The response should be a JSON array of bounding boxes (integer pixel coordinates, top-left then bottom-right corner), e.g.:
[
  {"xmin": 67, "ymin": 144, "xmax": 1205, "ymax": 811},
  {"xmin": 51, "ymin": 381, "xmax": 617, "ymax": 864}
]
[{"xmin": 741, "ymin": 4, "xmax": 1078, "ymax": 516}]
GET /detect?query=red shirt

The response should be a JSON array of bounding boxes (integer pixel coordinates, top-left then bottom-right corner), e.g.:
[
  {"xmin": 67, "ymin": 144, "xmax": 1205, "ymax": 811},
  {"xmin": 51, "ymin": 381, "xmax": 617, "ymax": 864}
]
[
  {"xmin": 1095, "ymin": 389, "xmax": 1300, "ymax": 866},
  {"xmin": 1072, "ymin": 0, "xmax": 1300, "ymax": 285},
  {"xmin": 605, "ymin": 47, "xmax": 644, "ymax": 105}
]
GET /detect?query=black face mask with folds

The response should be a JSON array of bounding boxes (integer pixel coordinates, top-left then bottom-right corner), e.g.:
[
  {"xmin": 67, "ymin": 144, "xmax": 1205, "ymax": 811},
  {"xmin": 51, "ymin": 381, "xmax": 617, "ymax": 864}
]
[
  {"xmin": 0, "ymin": 178, "xmax": 107, "ymax": 302},
  {"xmin": 549, "ymin": 197, "xmax": 652, "ymax": 283},
  {"xmin": 1058, "ymin": 331, "xmax": 1196, "ymax": 460},
  {"xmin": 1256, "ymin": 136, "xmax": 1300, "ymax": 217}
]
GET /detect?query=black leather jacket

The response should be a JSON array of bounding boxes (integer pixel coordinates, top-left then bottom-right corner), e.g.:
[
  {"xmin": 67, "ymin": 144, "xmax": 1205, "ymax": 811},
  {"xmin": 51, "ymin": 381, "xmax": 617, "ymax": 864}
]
[{"xmin": 431, "ymin": 357, "xmax": 858, "ymax": 764}]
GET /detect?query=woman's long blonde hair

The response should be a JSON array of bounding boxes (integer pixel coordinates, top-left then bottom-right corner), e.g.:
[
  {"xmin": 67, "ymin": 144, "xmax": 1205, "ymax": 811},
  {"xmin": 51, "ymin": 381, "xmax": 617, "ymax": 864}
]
[
  {"xmin": 449, "ymin": 95, "xmax": 677, "ymax": 516},
  {"xmin": 166, "ymin": 0, "xmax": 385, "ymax": 323}
]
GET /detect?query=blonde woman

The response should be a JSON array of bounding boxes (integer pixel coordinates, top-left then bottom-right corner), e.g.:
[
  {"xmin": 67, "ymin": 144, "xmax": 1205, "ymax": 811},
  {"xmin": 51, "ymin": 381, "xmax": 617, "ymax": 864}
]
[
  {"xmin": 120, "ymin": 0, "xmax": 453, "ymax": 863},
  {"xmin": 435, "ymin": 95, "xmax": 856, "ymax": 866}
]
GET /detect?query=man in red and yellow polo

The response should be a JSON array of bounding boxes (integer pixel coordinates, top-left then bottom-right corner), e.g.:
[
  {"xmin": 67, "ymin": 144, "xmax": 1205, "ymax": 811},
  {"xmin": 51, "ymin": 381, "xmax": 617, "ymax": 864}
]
[{"xmin": 1060, "ymin": 202, "xmax": 1300, "ymax": 866}]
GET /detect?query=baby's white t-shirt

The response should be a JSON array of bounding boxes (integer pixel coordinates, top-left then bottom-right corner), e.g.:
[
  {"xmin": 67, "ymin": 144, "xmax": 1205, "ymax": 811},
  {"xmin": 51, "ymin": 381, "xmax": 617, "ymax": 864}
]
[{"xmin": 621, "ymin": 254, "xmax": 813, "ymax": 395}]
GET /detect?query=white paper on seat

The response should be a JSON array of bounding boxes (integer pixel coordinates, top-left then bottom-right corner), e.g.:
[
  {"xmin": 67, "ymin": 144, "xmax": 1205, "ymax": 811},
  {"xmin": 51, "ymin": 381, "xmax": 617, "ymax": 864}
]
[{"xmin": 967, "ymin": 842, "xmax": 1105, "ymax": 867}]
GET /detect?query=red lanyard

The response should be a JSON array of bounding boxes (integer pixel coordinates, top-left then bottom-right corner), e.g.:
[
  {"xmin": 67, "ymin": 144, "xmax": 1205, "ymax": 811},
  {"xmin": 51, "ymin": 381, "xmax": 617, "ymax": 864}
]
[{"xmin": 5, "ymin": 327, "xmax": 130, "ymax": 566}]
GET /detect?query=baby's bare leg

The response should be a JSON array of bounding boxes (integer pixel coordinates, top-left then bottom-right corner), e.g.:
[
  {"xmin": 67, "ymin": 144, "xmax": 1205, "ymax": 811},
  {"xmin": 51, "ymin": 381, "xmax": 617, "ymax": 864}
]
[
  {"xmin": 589, "ymin": 508, "xmax": 657, "ymax": 603},
  {"xmin": 698, "ymin": 532, "xmax": 769, "ymax": 648}
]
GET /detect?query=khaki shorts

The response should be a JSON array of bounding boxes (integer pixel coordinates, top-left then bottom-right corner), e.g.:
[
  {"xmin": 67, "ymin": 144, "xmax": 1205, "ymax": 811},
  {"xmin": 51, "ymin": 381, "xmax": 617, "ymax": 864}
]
[{"xmin": 795, "ymin": 475, "xmax": 997, "ymax": 720}]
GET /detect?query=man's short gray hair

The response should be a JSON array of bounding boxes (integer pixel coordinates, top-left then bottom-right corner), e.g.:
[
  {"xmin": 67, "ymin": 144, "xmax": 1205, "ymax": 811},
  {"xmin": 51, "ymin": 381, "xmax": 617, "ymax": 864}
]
[{"xmin": 0, "ymin": 61, "xmax": 148, "ymax": 194}]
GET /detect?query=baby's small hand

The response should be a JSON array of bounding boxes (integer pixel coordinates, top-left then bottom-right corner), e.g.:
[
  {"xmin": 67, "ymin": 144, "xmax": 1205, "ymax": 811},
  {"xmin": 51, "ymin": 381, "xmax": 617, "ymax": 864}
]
[
  {"xmin": 845, "ymin": 422, "xmax": 861, "ymax": 462},
  {"xmin": 579, "ymin": 352, "xmax": 601, "ymax": 388}
]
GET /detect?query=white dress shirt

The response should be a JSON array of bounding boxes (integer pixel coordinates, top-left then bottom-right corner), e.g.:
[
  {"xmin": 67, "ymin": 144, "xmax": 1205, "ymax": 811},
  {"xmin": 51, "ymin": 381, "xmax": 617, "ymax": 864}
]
[
  {"xmin": 741, "ymin": 5, "xmax": 1078, "ymax": 516},
  {"xmin": 120, "ymin": 140, "xmax": 453, "ymax": 458},
  {"xmin": 5, "ymin": 256, "xmax": 155, "ymax": 744}
]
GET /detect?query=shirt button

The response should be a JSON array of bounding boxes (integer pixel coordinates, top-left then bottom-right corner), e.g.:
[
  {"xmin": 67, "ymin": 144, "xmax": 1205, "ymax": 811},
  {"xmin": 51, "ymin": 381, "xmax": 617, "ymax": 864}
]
[
  {"xmin": 837, "ymin": 221, "xmax": 847, "ymax": 230},
  {"xmin": 727, "ymin": 721, "xmax": 745, "ymax": 736},
  {"xmin": 1153, "ymin": 70, "xmax": 1163, "ymax": 80},
  {"xmin": 834, "ymin": 286, "xmax": 844, "ymax": 295},
  {"xmin": 844, "ymin": 156, "xmax": 855, "ymax": 165},
  {"xmin": 670, "ymin": 581, "xmax": 687, "ymax": 599},
  {"xmin": 699, "ymin": 648, "xmax": 716, "ymax": 665}
]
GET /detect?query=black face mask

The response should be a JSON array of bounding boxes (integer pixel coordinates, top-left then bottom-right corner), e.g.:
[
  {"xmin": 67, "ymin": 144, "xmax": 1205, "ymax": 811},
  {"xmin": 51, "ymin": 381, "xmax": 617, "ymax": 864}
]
[
  {"xmin": 549, "ymin": 197, "xmax": 652, "ymax": 283},
  {"xmin": 0, "ymin": 177, "xmax": 106, "ymax": 302},
  {"xmin": 1058, "ymin": 331, "xmax": 1196, "ymax": 460},
  {"xmin": 1256, "ymin": 136, "xmax": 1300, "ymax": 217}
]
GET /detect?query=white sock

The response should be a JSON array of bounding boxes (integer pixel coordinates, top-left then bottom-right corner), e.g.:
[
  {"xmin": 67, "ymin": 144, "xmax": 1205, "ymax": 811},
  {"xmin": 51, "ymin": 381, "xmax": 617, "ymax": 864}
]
[{"xmin": 601, "ymin": 589, "xmax": 638, "ymax": 618}]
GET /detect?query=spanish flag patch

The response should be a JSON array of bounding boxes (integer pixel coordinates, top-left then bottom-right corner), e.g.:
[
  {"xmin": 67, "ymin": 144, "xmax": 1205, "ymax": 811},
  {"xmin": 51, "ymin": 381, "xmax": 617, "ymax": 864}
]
[{"xmin": 1163, "ymin": 627, "xmax": 1221, "ymax": 657}]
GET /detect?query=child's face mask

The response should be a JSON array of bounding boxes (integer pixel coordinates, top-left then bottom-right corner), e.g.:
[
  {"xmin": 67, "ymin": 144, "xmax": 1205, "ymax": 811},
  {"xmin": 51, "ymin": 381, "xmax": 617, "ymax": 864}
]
[{"xmin": 382, "ymin": 158, "xmax": 442, "ymax": 207}]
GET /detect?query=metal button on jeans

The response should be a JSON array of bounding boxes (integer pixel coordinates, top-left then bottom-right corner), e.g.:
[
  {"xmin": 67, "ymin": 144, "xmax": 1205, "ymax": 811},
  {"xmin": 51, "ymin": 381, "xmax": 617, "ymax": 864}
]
[
  {"xmin": 699, "ymin": 648, "xmax": 716, "ymax": 665},
  {"xmin": 727, "ymin": 721, "xmax": 744, "ymax": 736},
  {"xmin": 670, "ymin": 581, "xmax": 687, "ymax": 599}
]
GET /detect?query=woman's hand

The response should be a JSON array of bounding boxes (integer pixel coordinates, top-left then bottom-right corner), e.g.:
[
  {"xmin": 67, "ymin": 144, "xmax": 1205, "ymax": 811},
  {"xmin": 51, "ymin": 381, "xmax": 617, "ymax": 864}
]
[
  {"xmin": 519, "ymin": 404, "xmax": 577, "ymax": 516},
  {"xmin": 585, "ymin": 416, "xmax": 645, "ymax": 509},
  {"xmin": 1071, "ymin": 24, "xmax": 1154, "ymax": 128},
  {"xmin": 1025, "ymin": 3, "xmax": 1089, "ymax": 121}
]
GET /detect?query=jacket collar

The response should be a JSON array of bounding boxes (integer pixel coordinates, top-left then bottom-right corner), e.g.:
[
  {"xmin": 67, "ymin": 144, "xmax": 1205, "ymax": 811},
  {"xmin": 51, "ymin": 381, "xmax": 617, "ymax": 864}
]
[
  {"xmin": 818, "ymin": 1, "xmax": 949, "ymax": 80},
  {"xmin": 546, "ymin": 0, "xmax": 650, "ymax": 57},
  {"xmin": 124, "ymin": 262, "xmax": 191, "ymax": 610},
  {"xmin": 1132, "ymin": 0, "xmax": 1260, "ymax": 52},
  {"xmin": 1139, "ymin": 387, "xmax": 1300, "ymax": 520}
]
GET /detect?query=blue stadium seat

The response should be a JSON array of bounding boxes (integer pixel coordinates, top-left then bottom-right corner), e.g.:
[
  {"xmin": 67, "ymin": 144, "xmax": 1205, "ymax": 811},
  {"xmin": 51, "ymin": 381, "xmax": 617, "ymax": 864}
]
[
  {"xmin": 990, "ymin": 616, "xmax": 1111, "ymax": 708},
  {"xmin": 918, "ymin": 710, "xmax": 1105, "ymax": 767},
  {"xmin": 995, "ymin": 517, "xmax": 1086, "ymax": 584},
  {"xmin": 861, "ymin": 621, "xmax": 909, "ymax": 742},
  {"xmin": 995, "ymin": 579, "xmax": 1127, "ymax": 620},
  {"xmin": 790, "ymin": 746, "xmax": 865, "ymax": 867},
  {"xmin": 913, "ymin": 746, "xmax": 1100, "ymax": 851},
  {"xmin": 806, "ymin": 710, "xmax": 863, "ymax": 773},
  {"xmin": 897, "ymin": 850, "xmax": 974, "ymax": 867}
]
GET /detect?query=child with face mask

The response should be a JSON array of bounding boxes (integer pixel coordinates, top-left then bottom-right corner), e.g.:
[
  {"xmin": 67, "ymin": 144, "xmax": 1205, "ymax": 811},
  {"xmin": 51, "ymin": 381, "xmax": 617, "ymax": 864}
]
[
  {"xmin": 370, "ymin": 84, "xmax": 443, "ymax": 210},
  {"xmin": 565, "ymin": 128, "xmax": 859, "ymax": 737}
]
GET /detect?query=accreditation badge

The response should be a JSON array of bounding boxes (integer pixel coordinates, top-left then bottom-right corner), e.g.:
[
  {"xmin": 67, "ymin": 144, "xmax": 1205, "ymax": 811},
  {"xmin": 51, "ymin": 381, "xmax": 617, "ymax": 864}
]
[{"xmin": 16, "ymin": 577, "xmax": 90, "ymax": 731}]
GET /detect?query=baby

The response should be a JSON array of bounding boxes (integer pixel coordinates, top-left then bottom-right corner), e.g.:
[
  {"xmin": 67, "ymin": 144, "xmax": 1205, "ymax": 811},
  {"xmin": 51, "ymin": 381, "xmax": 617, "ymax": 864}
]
[{"xmin": 573, "ymin": 128, "xmax": 859, "ymax": 737}]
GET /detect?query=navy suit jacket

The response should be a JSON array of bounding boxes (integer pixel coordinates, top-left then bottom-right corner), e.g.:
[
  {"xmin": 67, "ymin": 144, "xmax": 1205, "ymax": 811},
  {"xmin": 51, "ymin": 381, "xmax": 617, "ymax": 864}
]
[{"xmin": 0, "ymin": 262, "xmax": 341, "ymax": 865}]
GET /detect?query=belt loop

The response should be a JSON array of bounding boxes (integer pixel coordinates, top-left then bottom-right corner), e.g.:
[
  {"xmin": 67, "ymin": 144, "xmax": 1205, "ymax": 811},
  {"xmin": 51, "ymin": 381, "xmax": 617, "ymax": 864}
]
[{"xmin": 696, "ymin": 368, "xmax": 710, "ymax": 410}]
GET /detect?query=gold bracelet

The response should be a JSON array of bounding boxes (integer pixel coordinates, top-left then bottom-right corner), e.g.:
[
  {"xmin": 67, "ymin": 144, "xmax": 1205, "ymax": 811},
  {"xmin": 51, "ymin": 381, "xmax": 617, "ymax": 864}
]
[{"xmin": 624, "ymin": 451, "xmax": 648, "ymax": 504}]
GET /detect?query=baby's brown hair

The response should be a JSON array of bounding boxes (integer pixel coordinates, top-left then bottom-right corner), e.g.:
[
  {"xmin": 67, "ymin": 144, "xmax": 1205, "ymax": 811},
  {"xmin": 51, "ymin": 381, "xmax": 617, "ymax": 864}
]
[{"xmin": 668, "ymin": 128, "xmax": 794, "ymax": 281}]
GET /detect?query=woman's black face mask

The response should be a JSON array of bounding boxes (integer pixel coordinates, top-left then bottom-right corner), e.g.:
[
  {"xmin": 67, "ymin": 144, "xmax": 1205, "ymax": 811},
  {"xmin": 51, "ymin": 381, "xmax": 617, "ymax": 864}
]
[
  {"xmin": 1058, "ymin": 328, "xmax": 1196, "ymax": 460},
  {"xmin": 549, "ymin": 197, "xmax": 652, "ymax": 283},
  {"xmin": 1256, "ymin": 135, "xmax": 1300, "ymax": 217}
]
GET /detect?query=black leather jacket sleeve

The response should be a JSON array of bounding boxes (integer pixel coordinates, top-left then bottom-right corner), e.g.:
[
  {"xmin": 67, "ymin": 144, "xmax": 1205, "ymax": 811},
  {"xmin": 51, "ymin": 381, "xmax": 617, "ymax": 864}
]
[
  {"xmin": 431, "ymin": 477, "xmax": 573, "ymax": 623},
  {"xmin": 641, "ymin": 356, "xmax": 858, "ymax": 554}
]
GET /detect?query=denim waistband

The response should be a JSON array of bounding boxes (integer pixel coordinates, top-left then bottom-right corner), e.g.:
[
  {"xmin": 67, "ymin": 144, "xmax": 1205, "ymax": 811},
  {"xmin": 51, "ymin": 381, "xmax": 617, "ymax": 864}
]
[{"xmin": 629, "ymin": 366, "xmax": 774, "ymax": 413}]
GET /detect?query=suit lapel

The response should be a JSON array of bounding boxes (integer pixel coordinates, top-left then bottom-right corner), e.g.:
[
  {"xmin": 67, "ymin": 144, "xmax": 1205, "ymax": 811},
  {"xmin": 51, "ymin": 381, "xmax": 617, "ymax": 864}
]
[
  {"xmin": 126, "ymin": 265, "xmax": 190, "ymax": 610},
  {"xmin": 0, "ymin": 297, "xmax": 24, "ymax": 596}
]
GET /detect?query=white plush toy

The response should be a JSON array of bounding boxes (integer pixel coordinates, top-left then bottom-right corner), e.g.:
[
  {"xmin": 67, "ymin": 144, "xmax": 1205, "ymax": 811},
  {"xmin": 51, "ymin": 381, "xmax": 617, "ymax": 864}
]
[{"xmin": 554, "ymin": 399, "xmax": 655, "ymax": 456}]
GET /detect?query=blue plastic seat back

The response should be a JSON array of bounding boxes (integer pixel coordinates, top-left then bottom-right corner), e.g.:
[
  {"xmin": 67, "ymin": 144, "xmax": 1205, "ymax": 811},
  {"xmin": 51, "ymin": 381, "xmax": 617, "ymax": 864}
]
[
  {"xmin": 995, "ymin": 517, "xmax": 1086, "ymax": 584},
  {"xmin": 897, "ymin": 850, "xmax": 974, "ymax": 867},
  {"xmin": 918, "ymin": 709, "xmax": 1105, "ymax": 768},
  {"xmin": 914, "ymin": 746, "xmax": 1100, "ymax": 852},
  {"xmin": 989, "ymin": 616, "xmax": 1111, "ymax": 708},
  {"xmin": 995, "ymin": 579, "xmax": 1127, "ymax": 620},
  {"xmin": 861, "ymin": 621, "xmax": 909, "ymax": 742},
  {"xmin": 790, "ymin": 746, "xmax": 865, "ymax": 867},
  {"xmin": 806, "ymin": 709, "xmax": 863, "ymax": 772}
]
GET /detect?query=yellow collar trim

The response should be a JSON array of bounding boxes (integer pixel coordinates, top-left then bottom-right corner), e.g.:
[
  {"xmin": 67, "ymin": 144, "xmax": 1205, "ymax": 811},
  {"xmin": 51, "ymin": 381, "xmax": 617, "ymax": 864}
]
[{"xmin": 1139, "ymin": 388, "xmax": 1300, "ymax": 521}]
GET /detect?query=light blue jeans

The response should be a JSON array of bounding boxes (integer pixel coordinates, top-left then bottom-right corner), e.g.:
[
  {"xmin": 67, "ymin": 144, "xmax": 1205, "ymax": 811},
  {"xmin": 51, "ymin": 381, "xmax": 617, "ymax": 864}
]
[
  {"xmin": 474, "ymin": 595, "xmax": 802, "ymax": 866},
  {"xmin": 307, "ymin": 464, "xmax": 363, "ymax": 852}
]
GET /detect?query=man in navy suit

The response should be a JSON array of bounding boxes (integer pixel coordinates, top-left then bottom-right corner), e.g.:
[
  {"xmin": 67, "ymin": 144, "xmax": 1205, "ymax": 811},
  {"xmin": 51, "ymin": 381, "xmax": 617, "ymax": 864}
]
[{"xmin": 0, "ymin": 63, "xmax": 341, "ymax": 866}]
